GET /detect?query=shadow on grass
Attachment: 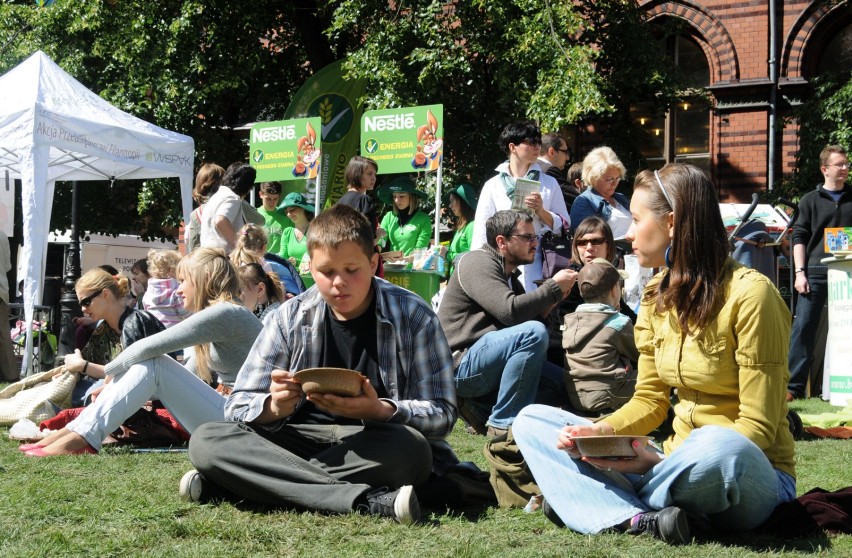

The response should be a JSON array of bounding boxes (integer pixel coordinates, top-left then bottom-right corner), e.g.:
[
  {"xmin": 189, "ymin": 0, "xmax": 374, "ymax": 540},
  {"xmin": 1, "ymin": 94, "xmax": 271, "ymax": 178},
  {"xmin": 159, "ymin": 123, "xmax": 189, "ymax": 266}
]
[{"xmin": 702, "ymin": 531, "xmax": 833, "ymax": 554}]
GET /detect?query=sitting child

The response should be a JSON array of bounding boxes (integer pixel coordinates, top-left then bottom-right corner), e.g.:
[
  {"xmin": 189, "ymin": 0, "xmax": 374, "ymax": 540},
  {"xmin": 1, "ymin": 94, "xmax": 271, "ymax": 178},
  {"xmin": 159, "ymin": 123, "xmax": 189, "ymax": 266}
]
[
  {"xmin": 142, "ymin": 249, "xmax": 190, "ymax": 328},
  {"xmin": 562, "ymin": 257, "xmax": 638, "ymax": 416},
  {"xmin": 182, "ymin": 204, "xmax": 458, "ymax": 525},
  {"xmin": 231, "ymin": 223, "xmax": 303, "ymax": 297}
]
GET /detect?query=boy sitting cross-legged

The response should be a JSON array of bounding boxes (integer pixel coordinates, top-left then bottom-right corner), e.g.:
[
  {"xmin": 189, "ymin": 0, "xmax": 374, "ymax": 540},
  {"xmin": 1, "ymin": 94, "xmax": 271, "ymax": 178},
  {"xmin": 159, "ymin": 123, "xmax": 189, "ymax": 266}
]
[{"xmin": 181, "ymin": 204, "xmax": 458, "ymax": 525}]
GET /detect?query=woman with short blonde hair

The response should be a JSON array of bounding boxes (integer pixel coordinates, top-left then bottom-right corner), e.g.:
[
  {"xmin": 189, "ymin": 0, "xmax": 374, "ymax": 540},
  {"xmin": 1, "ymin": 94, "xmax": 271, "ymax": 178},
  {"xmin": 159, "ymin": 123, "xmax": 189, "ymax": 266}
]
[{"xmin": 570, "ymin": 146, "xmax": 631, "ymax": 239}]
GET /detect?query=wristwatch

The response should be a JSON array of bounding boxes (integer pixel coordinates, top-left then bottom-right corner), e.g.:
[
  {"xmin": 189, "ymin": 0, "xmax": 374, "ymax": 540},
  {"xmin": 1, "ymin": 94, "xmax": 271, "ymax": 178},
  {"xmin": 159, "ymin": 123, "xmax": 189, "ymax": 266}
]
[{"xmin": 795, "ymin": 268, "xmax": 806, "ymax": 274}]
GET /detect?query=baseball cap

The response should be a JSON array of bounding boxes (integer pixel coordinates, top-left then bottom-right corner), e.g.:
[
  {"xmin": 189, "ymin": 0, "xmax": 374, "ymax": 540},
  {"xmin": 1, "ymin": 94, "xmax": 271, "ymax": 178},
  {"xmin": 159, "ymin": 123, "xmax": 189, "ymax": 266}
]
[{"xmin": 576, "ymin": 257, "xmax": 629, "ymax": 301}]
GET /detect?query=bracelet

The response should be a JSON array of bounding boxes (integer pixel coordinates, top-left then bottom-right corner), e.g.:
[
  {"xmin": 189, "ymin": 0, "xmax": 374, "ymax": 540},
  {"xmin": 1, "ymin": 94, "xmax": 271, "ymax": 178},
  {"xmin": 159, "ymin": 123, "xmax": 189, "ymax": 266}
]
[
  {"xmin": 795, "ymin": 268, "xmax": 806, "ymax": 274},
  {"xmin": 82, "ymin": 360, "xmax": 89, "ymax": 377}
]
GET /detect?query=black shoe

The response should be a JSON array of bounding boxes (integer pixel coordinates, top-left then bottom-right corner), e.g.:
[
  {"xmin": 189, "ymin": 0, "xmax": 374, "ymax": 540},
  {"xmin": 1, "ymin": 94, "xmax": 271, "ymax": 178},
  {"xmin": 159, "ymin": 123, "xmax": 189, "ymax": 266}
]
[
  {"xmin": 363, "ymin": 485, "xmax": 420, "ymax": 525},
  {"xmin": 627, "ymin": 506, "xmax": 690, "ymax": 545},
  {"xmin": 541, "ymin": 498, "xmax": 565, "ymax": 528}
]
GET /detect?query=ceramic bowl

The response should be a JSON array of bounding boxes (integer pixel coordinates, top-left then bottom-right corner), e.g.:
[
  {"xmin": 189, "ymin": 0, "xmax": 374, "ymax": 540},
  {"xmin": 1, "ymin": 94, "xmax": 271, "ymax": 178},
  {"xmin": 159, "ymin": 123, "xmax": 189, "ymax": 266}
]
[
  {"xmin": 294, "ymin": 368, "xmax": 364, "ymax": 397},
  {"xmin": 571, "ymin": 435, "xmax": 653, "ymax": 458}
]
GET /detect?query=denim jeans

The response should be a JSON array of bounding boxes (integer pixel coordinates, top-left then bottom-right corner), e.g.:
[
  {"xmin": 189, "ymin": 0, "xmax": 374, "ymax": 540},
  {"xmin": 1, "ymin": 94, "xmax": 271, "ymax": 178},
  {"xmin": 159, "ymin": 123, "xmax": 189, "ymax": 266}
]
[
  {"xmin": 455, "ymin": 321, "xmax": 549, "ymax": 430},
  {"xmin": 788, "ymin": 274, "xmax": 827, "ymax": 397},
  {"xmin": 67, "ymin": 355, "xmax": 226, "ymax": 450},
  {"xmin": 513, "ymin": 405, "xmax": 796, "ymax": 534}
]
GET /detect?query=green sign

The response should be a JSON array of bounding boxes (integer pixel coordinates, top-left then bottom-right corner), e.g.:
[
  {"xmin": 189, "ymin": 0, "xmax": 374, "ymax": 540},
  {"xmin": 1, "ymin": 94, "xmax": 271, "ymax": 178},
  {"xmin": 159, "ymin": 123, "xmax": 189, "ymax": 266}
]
[
  {"xmin": 360, "ymin": 104, "xmax": 443, "ymax": 175},
  {"xmin": 249, "ymin": 118, "xmax": 323, "ymax": 184},
  {"xmin": 281, "ymin": 59, "xmax": 367, "ymax": 207}
]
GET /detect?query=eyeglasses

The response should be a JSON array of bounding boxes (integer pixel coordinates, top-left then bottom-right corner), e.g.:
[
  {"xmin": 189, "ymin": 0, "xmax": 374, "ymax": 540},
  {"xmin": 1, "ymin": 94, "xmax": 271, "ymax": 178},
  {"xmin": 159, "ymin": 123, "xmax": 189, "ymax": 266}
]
[
  {"xmin": 78, "ymin": 291, "xmax": 102, "ymax": 308},
  {"xmin": 576, "ymin": 237, "xmax": 607, "ymax": 247},
  {"xmin": 509, "ymin": 233, "xmax": 538, "ymax": 243},
  {"xmin": 828, "ymin": 163, "xmax": 849, "ymax": 169},
  {"xmin": 554, "ymin": 147, "xmax": 570, "ymax": 154},
  {"xmin": 600, "ymin": 176, "xmax": 621, "ymax": 184}
]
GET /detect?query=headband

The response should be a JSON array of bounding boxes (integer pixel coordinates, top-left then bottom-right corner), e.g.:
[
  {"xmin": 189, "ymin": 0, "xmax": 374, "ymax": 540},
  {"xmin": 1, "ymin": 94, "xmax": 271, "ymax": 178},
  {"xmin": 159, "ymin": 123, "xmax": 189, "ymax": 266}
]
[{"xmin": 654, "ymin": 170, "xmax": 676, "ymax": 214}]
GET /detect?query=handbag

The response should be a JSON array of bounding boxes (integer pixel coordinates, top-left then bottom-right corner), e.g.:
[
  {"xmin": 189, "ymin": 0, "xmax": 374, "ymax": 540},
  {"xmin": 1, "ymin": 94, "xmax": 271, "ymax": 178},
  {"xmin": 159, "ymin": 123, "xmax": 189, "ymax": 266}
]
[
  {"xmin": 540, "ymin": 220, "xmax": 573, "ymax": 280},
  {"xmin": 0, "ymin": 366, "xmax": 78, "ymax": 426}
]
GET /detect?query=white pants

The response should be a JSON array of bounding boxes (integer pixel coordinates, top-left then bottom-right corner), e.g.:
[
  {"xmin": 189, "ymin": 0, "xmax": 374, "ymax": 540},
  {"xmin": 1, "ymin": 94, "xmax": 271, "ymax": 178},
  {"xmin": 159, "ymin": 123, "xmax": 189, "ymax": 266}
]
[{"xmin": 67, "ymin": 355, "xmax": 225, "ymax": 450}]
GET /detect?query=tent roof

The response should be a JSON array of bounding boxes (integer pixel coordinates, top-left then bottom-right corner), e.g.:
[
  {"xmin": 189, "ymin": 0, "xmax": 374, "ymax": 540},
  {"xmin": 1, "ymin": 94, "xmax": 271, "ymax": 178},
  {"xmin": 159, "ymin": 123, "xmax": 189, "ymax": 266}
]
[
  {"xmin": 0, "ymin": 50, "xmax": 195, "ymax": 376},
  {"xmin": 0, "ymin": 50, "xmax": 194, "ymax": 183}
]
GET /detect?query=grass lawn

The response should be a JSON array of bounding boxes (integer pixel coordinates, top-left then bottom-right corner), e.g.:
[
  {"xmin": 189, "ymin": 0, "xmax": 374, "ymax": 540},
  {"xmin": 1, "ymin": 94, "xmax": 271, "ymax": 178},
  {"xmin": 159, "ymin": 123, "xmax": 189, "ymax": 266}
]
[{"xmin": 0, "ymin": 398, "xmax": 850, "ymax": 557}]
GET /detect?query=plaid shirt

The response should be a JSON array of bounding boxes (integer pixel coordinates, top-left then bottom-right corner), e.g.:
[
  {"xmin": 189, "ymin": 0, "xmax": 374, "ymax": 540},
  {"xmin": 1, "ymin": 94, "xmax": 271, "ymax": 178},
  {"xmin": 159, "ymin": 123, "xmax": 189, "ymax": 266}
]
[{"xmin": 226, "ymin": 278, "xmax": 458, "ymax": 469}]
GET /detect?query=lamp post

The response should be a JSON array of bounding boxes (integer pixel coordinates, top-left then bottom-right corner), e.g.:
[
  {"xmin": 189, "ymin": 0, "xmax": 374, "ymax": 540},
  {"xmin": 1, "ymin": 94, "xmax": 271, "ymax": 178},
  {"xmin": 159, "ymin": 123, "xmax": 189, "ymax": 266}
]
[{"xmin": 57, "ymin": 181, "xmax": 82, "ymax": 356}]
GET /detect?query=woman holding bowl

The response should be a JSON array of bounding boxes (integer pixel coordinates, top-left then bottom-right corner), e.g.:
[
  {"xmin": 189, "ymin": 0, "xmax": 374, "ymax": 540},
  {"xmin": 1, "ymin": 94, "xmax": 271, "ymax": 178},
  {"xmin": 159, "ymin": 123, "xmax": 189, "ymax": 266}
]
[{"xmin": 513, "ymin": 164, "xmax": 795, "ymax": 545}]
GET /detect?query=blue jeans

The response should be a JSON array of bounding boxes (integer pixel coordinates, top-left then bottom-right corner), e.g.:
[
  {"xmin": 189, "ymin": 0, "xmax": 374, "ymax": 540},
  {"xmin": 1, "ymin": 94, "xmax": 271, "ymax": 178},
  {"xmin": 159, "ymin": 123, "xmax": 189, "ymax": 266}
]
[
  {"xmin": 455, "ymin": 322, "xmax": 549, "ymax": 430},
  {"xmin": 788, "ymin": 274, "xmax": 827, "ymax": 397},
  {"xmin": 513, "ymin": 405, "xmax": 796, "ymax": 534}
]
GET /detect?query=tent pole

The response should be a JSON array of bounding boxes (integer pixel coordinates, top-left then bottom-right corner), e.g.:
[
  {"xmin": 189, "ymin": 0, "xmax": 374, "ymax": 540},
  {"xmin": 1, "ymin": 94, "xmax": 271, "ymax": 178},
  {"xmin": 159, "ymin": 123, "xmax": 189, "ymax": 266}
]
[{"xmin": 57, "ymin": 181, "xmax": 83, "ymax": 357}]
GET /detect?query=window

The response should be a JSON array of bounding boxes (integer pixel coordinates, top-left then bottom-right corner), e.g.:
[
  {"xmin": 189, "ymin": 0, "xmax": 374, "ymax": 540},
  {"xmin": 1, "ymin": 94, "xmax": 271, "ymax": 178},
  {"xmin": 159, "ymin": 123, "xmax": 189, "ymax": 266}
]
[
  {"xmin": 818, "ymin": 22, "xmax": 852, "ymax": 74},
  {"xmin": 632, "ymin": 35, "xmax": 711, "ymax": 174}
]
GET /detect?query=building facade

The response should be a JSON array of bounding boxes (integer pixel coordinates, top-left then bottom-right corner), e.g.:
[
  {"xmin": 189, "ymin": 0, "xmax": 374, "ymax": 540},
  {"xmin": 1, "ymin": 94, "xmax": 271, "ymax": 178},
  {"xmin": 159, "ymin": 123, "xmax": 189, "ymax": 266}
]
[{"xmin": 577, "ymin": 1, "xmax": 852, "ymax": 201}]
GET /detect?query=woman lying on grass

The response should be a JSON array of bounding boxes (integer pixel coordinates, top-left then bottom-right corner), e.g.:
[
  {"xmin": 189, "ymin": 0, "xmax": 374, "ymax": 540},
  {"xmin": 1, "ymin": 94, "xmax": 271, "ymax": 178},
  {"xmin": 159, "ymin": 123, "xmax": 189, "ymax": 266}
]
[{"xmin": 21, "ymin": 248, "xmax": 262, "ymax": 456}]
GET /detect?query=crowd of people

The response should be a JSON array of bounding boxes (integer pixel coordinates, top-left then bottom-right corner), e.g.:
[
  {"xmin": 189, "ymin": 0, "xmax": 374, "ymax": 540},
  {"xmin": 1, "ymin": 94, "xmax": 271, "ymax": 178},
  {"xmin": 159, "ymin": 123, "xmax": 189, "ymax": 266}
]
[{"xmin": 8, "ymin": 123, "xmax": 848, "ymax": 546}]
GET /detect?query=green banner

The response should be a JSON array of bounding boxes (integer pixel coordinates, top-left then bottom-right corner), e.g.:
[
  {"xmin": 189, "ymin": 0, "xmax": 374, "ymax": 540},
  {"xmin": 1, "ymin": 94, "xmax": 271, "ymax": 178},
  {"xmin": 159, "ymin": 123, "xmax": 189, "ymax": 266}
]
[
  {"xmin": 361, "ymin": 104, "xmax": 443, "ymax": 175},
  {"xmin": 280, "ymin": 59, "xmax": 367, "ymax": 207},
  {"xmin": 250, "ymin": 118, "xmax": 323, "ymax": 184}
]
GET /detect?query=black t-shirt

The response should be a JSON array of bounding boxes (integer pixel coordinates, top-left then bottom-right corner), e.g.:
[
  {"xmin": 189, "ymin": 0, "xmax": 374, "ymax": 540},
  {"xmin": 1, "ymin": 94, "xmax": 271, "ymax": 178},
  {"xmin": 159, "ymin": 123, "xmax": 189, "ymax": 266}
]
[
  {"xmin": 337, "ymin": 191, "xmax": 378, "ymax": 228},
  {"xmin": 290, "ymin": 295, "xmax": 385, "ymax": 425}
]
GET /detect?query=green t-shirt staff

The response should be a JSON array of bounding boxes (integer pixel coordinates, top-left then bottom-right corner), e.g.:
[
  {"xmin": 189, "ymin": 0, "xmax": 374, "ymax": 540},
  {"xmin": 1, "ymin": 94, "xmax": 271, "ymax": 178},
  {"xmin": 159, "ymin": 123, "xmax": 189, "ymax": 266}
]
[
  {"xmin": 378, "ymin": 176, "xmax": 432, "ymax": 256},
  {"xmin": 445, "ymin": 183, "xmax": 478, "ymax": 276},
  {"xmin": 277, "ymin": 192, "xmax": 315, "ymax": 269},
  {"xmin": 257, "ymin": 181, "xmax": 294, "ymax": 258}
]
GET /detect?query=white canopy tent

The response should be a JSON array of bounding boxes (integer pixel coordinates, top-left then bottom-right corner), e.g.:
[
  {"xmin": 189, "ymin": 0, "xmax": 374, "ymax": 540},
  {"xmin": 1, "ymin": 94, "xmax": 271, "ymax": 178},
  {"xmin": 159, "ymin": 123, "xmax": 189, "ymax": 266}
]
[{"xmin": 0, "ymin": 51, "xmax": 195, "ymax": 375}]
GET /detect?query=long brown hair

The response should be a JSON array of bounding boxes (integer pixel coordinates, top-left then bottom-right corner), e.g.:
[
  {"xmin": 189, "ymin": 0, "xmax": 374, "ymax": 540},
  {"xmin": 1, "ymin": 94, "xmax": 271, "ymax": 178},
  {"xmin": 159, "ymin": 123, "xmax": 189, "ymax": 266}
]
[
  {"xmin": 175, "ymin": 248, "xmax": 241, "ymax": 382},
  {"xmin": 636, "ymin": 164, "xmax": 729, "ymax": 335}
]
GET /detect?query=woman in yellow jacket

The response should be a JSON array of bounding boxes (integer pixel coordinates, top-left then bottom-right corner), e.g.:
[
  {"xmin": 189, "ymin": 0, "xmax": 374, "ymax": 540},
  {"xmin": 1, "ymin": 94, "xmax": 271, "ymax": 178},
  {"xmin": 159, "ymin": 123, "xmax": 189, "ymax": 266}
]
[
  {"xmin": 512, "ymin": 164, "xmax": 795, "ymax": 545},
  {"xmin": 378, "ymin": 176, "xmax": 432, "ymax": 256}
]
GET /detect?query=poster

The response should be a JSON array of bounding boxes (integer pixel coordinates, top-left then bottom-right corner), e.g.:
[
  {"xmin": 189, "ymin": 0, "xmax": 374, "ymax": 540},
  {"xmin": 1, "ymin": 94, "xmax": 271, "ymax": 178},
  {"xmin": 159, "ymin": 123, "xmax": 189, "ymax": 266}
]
[
  {"xmin": 360, "ymin": 104, "xmax": 443, "ymax": 175},
  {"xmin": 249, "ymin": 117, "xmax": 322, "ymax": 184}
]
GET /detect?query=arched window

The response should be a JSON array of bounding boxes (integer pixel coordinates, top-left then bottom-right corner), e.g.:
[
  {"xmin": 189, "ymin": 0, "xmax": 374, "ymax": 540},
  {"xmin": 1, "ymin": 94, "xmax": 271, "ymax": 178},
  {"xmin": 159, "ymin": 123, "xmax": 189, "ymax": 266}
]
[
  {"xmin": 631, "ymin": 35, "xmax": 711, "ymax": 174},
  {"xmin": 818, "ymin": 22, "xmax": 852, "ymax": 73}
]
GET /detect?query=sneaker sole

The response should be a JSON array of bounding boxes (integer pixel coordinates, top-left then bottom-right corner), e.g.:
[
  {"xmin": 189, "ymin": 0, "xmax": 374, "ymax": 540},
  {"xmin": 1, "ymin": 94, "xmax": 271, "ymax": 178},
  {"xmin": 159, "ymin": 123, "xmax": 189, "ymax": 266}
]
[
  {"xmin": 393, "ymin": 485, "xmax": 421, "ymax": 525},
  {"xmin": 179, "ymin": 469, "xmax": 202, "ymax": 503}
]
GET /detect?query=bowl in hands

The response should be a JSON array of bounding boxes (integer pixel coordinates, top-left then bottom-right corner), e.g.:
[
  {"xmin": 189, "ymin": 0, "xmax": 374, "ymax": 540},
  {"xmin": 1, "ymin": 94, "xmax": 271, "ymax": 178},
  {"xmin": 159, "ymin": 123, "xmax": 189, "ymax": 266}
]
[
  {"xmin": 293, "ymin": 368, "xmax": 364, "ymax": 397},
  {"xmin": 570, "ymin": 435, "xmax": 653, "ymax": 458}
]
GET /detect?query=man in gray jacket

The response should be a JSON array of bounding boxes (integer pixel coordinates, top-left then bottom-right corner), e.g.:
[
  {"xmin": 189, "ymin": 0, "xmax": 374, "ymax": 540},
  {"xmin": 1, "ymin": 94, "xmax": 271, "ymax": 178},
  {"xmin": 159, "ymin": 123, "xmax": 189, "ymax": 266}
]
[{"xmin": 438, "ymin": 210, "xmax": 577, "ymax": 436}]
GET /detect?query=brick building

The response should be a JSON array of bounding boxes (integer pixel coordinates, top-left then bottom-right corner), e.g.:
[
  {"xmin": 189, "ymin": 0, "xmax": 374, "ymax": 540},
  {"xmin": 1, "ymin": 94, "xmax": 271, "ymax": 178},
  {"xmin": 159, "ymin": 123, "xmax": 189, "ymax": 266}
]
[{"xmin": 576, "ymin": 1, "xmax": 852, "ymax": 201}]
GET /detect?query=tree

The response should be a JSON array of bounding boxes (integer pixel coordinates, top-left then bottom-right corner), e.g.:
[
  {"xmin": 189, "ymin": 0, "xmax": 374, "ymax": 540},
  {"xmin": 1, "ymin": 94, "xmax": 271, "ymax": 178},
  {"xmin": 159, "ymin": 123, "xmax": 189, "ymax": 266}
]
[
  {"xmin": 774, "ymin": 70, "xmax": 852, "ymax": 203},
  {"xmin": 327, "ymin": 0, "xmax": 687, "ymax": 187},
  {"xmin": 0, "ymin": 0, "xmax": 317, "ymax": 240}
]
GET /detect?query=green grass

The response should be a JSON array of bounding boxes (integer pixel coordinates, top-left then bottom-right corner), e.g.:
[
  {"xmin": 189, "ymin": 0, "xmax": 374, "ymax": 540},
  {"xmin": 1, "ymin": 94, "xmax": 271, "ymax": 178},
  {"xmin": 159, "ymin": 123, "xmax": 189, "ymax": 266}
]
[{"xmin": 0, "ymin": 399, "xmax": 850, "ymax": 557}]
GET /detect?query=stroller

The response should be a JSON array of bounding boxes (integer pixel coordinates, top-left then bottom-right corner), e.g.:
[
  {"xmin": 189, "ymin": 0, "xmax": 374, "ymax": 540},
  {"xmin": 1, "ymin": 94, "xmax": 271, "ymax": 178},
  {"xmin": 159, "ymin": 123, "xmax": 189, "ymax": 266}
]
[{"xmin": 725, "ymin": 192, "xmax": 799, "ymax": 305}]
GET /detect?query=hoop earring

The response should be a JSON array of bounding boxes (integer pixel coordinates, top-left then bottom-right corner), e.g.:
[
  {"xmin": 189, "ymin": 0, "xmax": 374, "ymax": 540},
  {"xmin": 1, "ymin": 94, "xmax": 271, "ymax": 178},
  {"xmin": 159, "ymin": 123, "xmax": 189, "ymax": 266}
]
[{"xmin": 665, "ymin": 245, "xmax": 673, "ymax": 268}]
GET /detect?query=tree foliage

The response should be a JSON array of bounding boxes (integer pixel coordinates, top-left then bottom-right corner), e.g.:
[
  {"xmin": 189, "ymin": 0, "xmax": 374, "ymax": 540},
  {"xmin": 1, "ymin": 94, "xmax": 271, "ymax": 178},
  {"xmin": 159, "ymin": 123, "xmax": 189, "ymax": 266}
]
[
  {"xmin": 0, "ymin": 0, "xmax": 315, "ymax": 240},
  {"xmin": 774, "ymin": 70, "xmax": 852, "ymax": 203},
  {"xmin": 327, "ymin": 0, "xmax": 686, "ymax": 187},
  {"xmin": 1, "ymin": 0, "xmax": 691, "ymax": 238}
]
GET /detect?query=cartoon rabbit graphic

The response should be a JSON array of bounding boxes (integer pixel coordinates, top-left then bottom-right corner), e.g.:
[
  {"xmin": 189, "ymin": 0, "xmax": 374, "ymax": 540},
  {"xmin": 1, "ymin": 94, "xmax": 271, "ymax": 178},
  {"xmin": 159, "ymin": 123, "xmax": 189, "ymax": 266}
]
[
  {"xmin": 292, "ymin": 121, "xmax": 321, "ymax": 179},
  {"xmin": 412, "ymin": 109, "xmax": 443, "ymax": 171}
]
